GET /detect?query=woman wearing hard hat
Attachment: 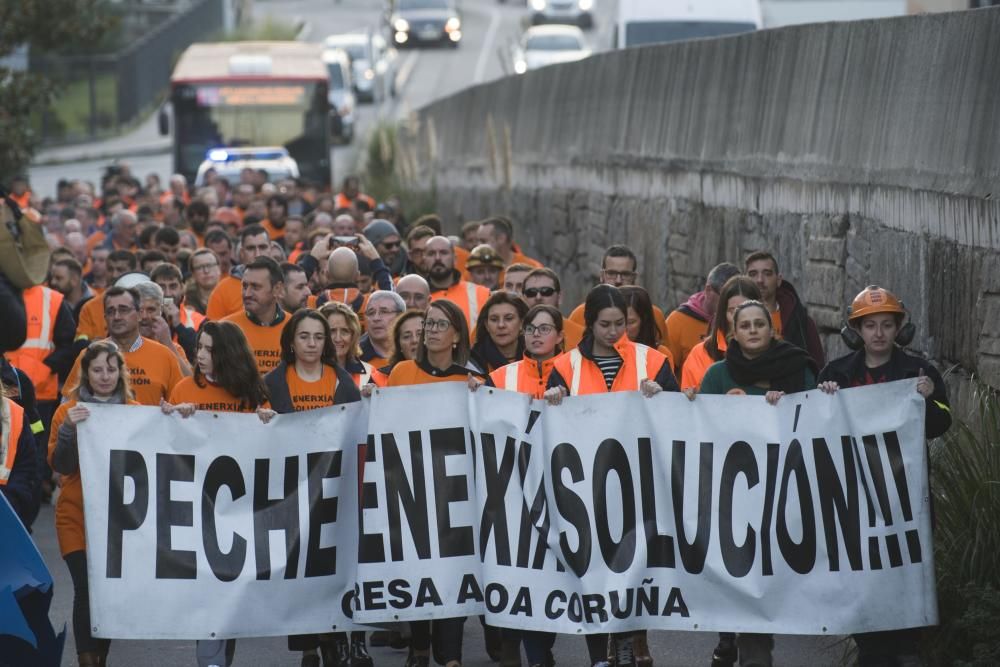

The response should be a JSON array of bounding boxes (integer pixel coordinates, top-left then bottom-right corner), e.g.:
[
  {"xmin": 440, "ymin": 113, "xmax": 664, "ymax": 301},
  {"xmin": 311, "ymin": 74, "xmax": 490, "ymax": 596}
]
[{"xmin": 817, "ymin": 285, "xmax": 952, "ymax": 667}]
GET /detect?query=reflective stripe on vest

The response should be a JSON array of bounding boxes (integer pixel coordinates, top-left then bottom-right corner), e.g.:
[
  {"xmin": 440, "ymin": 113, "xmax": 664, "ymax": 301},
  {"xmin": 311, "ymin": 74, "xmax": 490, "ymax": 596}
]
[
  {"xmin": 20, "ymin": 286, "xmax": 55, "ymax": 351},
  {"xmin": 0, "ymin": 399, "xmax": 24, "ymax": 485},
  {"xmin": 569, "ymin": 349, "xmax": 583, "ymax": 396},
  {"xmin": 635, "ymin": 344, "xmax": 649, "ymax": 386},
  {"xmin": 504, "ymin": 362, "xmax": 519, "ymax": 391},
  {"xmin": 466, "ymin": 282, "xmax": 480, "ymax": 323}
]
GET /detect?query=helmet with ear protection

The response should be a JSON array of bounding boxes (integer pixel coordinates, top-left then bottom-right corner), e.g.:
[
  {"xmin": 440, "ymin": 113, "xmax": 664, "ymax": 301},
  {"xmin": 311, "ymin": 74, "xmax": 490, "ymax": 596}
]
[{"xmin": 840, "ymin": 286, "xmax": 915, "ymax": 350}]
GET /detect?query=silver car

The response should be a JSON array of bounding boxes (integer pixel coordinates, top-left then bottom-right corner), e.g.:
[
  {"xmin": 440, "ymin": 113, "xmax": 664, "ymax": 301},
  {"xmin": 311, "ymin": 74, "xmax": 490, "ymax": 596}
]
[
  {"xmin": 530, "ymin": 0, "xmax": 594, "ymax": 29},
  {"xmin": 322, "ymin": 48, "xmax": 357, "ymax": 143},
  {"xmin": 323, "ymin": 31, "xmax": 398, "ymax": 104}
]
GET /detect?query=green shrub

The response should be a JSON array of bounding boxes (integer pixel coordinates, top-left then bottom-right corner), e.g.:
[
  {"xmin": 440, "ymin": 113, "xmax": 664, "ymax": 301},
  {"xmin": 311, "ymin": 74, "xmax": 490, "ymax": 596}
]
[
  {"xmin": 924, "ymin": 380, "xmax": 1000, "ymax": 665},
  {"xmin": 364, "ymin": 121, "xmax": 437, "ymax": 220}
]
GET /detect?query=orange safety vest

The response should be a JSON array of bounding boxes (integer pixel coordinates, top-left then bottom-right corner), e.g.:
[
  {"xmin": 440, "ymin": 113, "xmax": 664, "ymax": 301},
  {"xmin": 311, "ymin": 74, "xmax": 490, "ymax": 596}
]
[
  {"xmin": 490, "ymin": 356, "xmax": 557, "ymax": 399},
  {"xmin": 6, "ymin": 285, "xmax": 63, "ymax": 400},
  {"xmin": 553, "ymin": 338, "xmax": 665, "ymax": 396},
  {"xmin": 350, "ymin": 361, "xmax": 375, "ymax": 388},
  {"xmin": 0, "ymin": 398, "xmax": 25, "ymax": 486},
  {"xmin": 430, "ymin": 280, "xmax": 490, "ymax": 327},
  {"xmin": 179, "ymin": 305, "xmax": 205, "ymax": 331}
]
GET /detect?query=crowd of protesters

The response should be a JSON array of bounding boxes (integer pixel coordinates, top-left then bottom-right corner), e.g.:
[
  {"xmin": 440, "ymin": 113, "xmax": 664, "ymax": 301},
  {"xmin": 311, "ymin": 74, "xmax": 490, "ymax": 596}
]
[{"xmin": 0, "ymin": 165, "xmax": 951, "ymax": 667}]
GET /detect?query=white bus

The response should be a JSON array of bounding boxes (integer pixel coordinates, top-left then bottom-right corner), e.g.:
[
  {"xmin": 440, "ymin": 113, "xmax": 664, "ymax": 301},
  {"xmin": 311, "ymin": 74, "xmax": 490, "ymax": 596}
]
[{"xmin": 614, "ymin": 0, "xmax": 763, "ymax": 49}]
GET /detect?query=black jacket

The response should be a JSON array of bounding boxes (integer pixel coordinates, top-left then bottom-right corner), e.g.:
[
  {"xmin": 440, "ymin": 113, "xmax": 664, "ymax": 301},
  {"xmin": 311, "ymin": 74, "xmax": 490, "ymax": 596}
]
[
  {"xmin": 264, "ymin": 361, "xmax": 361, "ymax": 414},
  {"xmin": 0, "ymin": 274, "xmax": 26, "ymax": 352},
  {"xmin": 775, "ymin": 280, "xmax": 825, "ymax": 369},
  {"xmin": 818, "ymin": 347, "xmax": 952, "ymax": 439}
]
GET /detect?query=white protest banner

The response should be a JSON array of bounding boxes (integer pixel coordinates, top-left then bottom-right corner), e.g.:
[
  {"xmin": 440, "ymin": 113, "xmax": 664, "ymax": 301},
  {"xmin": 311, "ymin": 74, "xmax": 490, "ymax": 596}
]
[
  {"xmin": 78, "ymin": 403, "xmax": 366, "ymax": 639},
  {"xmin": 356, "ymin": 379, "xmax": 936, "ymax": 636}
]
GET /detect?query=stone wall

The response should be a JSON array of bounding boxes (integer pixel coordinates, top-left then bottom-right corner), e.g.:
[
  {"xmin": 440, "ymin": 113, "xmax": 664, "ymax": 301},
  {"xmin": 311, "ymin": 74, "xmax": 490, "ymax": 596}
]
[{"xmin": 395, "ymin": 7, "xmax": 1000, "ymax": 401}]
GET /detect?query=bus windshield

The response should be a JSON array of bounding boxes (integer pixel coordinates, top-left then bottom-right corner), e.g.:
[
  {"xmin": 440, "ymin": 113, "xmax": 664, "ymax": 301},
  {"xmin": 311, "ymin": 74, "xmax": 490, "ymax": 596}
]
[
  {"xmin": 625, "ymin": 21, "xmax": 756, "ymax": 47},
  {"xmin": 172, "ymin": 81, "xmax": 330, "ymax": 185}
]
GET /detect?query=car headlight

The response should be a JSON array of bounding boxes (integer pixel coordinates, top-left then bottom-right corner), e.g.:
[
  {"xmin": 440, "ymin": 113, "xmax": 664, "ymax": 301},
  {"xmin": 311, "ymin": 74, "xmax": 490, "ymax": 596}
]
[
  {"xmin": 530, "ymin": 0, "xmax": 546, "ymax": 10},
  {"xmin": 578, "ymin": 0, "xmax": 593, "ymax": 9},
  {"xmin": 364, "ymin": 69, "xmax": 375, "ymax": 80},
  {"xmin": 445, "ymin": 17, "xmax": 461, "ymax": 32},
  {"xmin": 514, "ymin": 60, "xmax": 527, "ymax": 74},
  {"xmin": 393, "ymin": 18, "xmax": 410, "ymax": 32}
]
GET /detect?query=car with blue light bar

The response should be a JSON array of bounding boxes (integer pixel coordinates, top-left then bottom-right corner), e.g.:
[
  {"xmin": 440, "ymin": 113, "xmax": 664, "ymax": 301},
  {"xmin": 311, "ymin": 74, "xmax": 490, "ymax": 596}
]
[
  {"xmin": 195, "ymin": 147, "xmax": 300, "ymax": 186},
  {"xmin": 531, "ymin": 0, "xmax": 594, "ymax": 29},
  {"xmin": 386, "ymin": 0, "xmax": 462, "ymax": 48}
]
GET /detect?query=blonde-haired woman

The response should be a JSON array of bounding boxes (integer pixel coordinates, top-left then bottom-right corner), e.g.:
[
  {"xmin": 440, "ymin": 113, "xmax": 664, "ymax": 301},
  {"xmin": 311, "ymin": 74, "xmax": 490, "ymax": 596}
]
[{"xmin": 49, "ymin": 340, "xmax": 138, "ymax": 667}]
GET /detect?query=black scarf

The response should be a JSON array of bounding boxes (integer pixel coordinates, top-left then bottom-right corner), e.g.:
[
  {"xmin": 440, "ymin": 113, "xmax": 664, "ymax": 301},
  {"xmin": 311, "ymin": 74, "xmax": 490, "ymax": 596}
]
[{"xmin": 725, "ymin": 339, "xmax": 817, "ymax": 394}]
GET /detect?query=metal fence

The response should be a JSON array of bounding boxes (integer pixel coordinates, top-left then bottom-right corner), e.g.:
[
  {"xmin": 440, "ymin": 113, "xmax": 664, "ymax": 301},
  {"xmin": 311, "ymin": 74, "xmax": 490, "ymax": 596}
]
[{"xmin": 31, "ymin": 0, "xmax": 224, "ymax": 144}]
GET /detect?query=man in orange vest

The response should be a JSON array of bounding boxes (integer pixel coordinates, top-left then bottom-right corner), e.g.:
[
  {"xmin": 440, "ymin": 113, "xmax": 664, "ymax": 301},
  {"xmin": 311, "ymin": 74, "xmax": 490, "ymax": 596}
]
[
  {"xmin": 5, "ymin": 284, "xmax": 76, "ymax": 411},
  {"xmin": 425, "ymin": 236, "xmax": 491, "ymax": 327},
  {"xmin": 0, "ymin": 393, "xmax": 39, "ymax": 525},
  {"xmin": 5, "ymin": 282, "xmax": 76, "ymax": 503},
  {"xmin": 8, "ymin": 175, "xmax": 32, "ymax": 210}
]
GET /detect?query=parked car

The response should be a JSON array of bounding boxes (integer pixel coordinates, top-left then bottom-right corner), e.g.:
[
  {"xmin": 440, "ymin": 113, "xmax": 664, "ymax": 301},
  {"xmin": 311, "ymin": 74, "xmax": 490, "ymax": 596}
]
[
  {"xmin": 195, "ymin": 147, "xmax": 299, "ymax": 187},
  {"xmin": 530, "ymin": 0, "xmax": 594, "ymax": 29},
  {"xmin": 322, "ymin": 47, "xmax": 356, "ymax": 143},
  {"xmin": 386, "ymin": 0, "xmax": 462, "ymax": 48},
  {"xmin": 324, "ymin": 30, "xmax": 398, "ymax": 103},
  {"xmin": 512, "ymin": 25, "xmax": 591, "ymax": 74}
]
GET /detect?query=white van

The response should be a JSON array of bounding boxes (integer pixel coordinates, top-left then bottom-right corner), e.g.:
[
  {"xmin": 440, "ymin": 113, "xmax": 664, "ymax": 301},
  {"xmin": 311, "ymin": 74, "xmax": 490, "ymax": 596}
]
[{"xmin": 614, "ymin": 0, "xmax": 763, "ymax": 49}]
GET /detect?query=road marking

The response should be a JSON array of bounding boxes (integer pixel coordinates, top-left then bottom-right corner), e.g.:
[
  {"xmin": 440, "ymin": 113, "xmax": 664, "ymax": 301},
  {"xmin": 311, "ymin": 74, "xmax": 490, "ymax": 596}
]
[
  {"xmin": 395, "ymin": 51, "xmax": 419, "ymax": 94},
  {"xmin": 473, "ymin": 5, "xmax": 502, "ymax": 84}
]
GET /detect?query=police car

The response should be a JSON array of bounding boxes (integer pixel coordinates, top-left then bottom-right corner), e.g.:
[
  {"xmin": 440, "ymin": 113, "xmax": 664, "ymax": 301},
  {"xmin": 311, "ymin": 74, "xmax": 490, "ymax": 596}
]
[{"xmin": 194, "ymin": 147, "xmax": 300, "ymax": 186}]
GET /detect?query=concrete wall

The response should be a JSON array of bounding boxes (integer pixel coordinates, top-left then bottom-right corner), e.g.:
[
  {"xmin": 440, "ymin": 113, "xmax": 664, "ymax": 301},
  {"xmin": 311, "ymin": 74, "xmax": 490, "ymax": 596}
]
[{"xmin": 395, "ymin": 7, "xmax": 1000, "ymax": 398}]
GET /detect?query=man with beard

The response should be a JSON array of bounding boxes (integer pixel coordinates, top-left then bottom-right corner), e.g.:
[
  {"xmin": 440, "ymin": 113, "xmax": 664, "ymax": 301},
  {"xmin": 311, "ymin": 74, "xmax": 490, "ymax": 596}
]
[
  {"xmin": 362, "ymin": 219, "xmax": 405, "ymax": 277},
  {"xmin": 206, "ymin": 224, "xmax": 271, "ymax": 320},
  {"xmin": 425, "ymin": 236, "xmax": 490, "ymax": 327},
  {"xmin": 185, "ymin": 200, "xmax": 211, "ymax": 246},
  {"xmin": 151, "ymin": 263, "xmax": 203, "ymax": 359},
  {"xmin": 222, "ymin": 256, "xmax": 287, "ymax": 374}
]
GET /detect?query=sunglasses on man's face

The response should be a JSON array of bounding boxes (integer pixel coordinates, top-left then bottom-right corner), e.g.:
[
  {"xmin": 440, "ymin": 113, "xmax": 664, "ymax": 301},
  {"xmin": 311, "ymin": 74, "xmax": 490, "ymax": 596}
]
[{"xmin": 523, "ymin": 286, "xmax": 557, "ymax": 298}]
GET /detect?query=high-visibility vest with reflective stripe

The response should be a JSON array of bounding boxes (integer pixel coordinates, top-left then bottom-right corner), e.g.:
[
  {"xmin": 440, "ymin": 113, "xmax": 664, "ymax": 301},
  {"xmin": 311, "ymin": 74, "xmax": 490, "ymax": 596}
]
[
  {"xmin": 179, "ymin": 306, "xmax": 205, "ymax": 331},
  {"xmin": 0, "ymin": 398, "xmax": 25, "ymax": 486},
  {"xmin": 430, "ymin": 280, "xmax": 490, "ymax": 327},
  {"xmin": 489, "ymin": 356, "xmax": 557, "ymax": 399},
  {"xmin": 5, "ymin": 285, "xmax": 63, "ymax": 400},
  {"xmin": 553, "ymin": 338, "xmax": 664, "ymax": 396},
  {"xmin": 352, "ymin": 361, "xmax": 374, "ymax": 388},
  {"xmin": 431, "ymin": 280, "xmax": 490, "ymax": 330}
]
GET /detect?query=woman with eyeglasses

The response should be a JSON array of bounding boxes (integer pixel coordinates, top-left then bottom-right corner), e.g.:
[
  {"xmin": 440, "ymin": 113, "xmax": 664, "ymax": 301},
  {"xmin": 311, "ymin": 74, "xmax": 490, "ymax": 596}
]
[
  {"xmin": 482, "ymin": 304, "xmax": 564, "ymax": 400},
  {"xmin": 471, "ymin": 291, "xmax": 529, "ymax": 373},
  {"xmin": 473, "ymin": 303, "xmax": 565, "ymax": 667},
  {"xmin": 49, "ymin": 341, "xmax": 138, "ymax": 667},
  {"xmin": 543, "ymin": 284, "xmax": 679, "ymax": 667},
  {"xmin": 369, "ymin": 309, "xmax": 425, "ymax": 387},
  {"xmin": 692, "ymin": 299, "xmax": 819, "ymax": 667},
  {"xmin": 371, "ymin": 299, "xmax": 482, "ymax": 667},
  {"xmin": 259, "ymin": 308, "xmax": 366, "ymax": 667},
  {"xmin": 320, "ymin": 301, "xmax": 377, "ymax": 387}
]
